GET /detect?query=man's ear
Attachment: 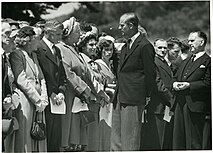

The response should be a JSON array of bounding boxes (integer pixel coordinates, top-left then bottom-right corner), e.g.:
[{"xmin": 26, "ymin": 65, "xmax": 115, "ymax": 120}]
[
  {"xmin": 200, "ymin": 39, "xmax": 204, "ymax": 47},
  {"xmin": 129, "ymin": 23, "xmax": 134, "ymax": 29}
]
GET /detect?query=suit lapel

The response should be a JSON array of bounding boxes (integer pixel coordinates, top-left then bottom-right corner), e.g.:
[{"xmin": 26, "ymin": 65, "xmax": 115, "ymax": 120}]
[
  {"xmin": 119, "ymin": 34, "xmax": 143, "ymax": 71},
  {"xmin": 119, "ymin": 44, "xmax": 127, "ymax": 64},
  {"xmin": 185, "ymin": 53, "xmax": 209, "ymax": 78},
  {"xmin": 156, "ymin": 57, "xmax": 173, "ymax": 77},
  {"xmin": 40, "ymin": 40, "xmax": 59, "ymax": 66},
  {"xmin": 179, "ymin": 55, "xmax": 192, "ymax": 80},
  {"xmin": 124, "ymin": 35, "xmax": 142, "ymax": 61}
]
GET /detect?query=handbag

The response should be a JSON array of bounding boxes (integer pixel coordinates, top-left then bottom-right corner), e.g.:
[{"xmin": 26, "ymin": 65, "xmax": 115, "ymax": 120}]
[{"xmin": 30, "ymin": 111, "xmax": 46, "ymax": 140}]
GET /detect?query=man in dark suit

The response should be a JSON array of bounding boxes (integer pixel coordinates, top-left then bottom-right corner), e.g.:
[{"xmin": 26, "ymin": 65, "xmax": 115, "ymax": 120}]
[
  {"xmin": 172, "ymin": 31, "xmax": 211, "ymax": 150},
  {"xmin": 141, "ymin": 39, "xmax": 174, "ymax": 150},
  {"xmin": 36, "ymin": 20, "xmax": 67, "ymax": 151},
  {"xmin": 110, "ymin": 12, "xmax": 157, "ymax": 151}
]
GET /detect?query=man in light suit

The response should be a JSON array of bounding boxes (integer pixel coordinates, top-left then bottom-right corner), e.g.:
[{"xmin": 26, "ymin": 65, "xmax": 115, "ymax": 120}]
[
  {"xmin": 172, "ymin": 31, "xmax": 211, "ymax": 150},
  {"xmin": 110, "ymin": 13, "xmax": 157, "ymax": 151},
  {"xmin": 36, "ymin": 20, "xmax": 67, "ymax": 152},
  {"xmin": 141, "ymin": 39, "xmax": 174, "ymax": 150}
]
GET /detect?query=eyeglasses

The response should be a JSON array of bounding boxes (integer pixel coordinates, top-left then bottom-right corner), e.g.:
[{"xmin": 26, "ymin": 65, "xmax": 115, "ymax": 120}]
[{"xmin": 157, "ymin": 46, "xmax": 167, "ymax": 49}]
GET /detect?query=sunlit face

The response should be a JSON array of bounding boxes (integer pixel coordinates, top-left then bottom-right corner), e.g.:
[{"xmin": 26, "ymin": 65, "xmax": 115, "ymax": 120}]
[
  {"xmin": 154, "ymin": 40, "xmax": 168, "ymax": 58},
  {"xmin": 85, "ymin": 38, "xmax": 97, "ymax": 59},
  {"xmin": 118, "ymin": 16, "xmax": 131, "ymax": 37},
  {"xmin": 47, "ymin": 27, "xmax": 63, "ymax": 44},
  {"xmin": 102, "ymin": 43, "xmax": 113, "ymax": 59},
  {"xmin": 168, "ymin": 43, "xmax": 181, "ymax": 61},
  {"xmin": 188, "ymin": 32, "xmax": 204, "ymax": 53},
  {"xmin": 2, "ymin": 30, "xmax": 12, "ymax": 45}
]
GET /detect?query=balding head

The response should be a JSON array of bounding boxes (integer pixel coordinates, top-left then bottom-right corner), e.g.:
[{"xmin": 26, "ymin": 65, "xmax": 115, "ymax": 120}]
[{"xmin": 119, "ymin": 12, "xmax": 139, "ymax": 38}]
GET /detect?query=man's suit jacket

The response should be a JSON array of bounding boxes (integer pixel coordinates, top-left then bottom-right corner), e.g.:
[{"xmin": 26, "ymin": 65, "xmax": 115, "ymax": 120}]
[
  {"xmin": 148, "ymin": 56, "xmax": 174, "ymax": 114},
  {"xmin": 174, "ymin": 53, "xmax": 211, "ymax": 114},
  {"xmin": 36, "ymin": 40, "xmax": 67, "ymax": 96},
  {"xmin": 113, "ymin": 34, "xmax": 157, "ymax": 107}
]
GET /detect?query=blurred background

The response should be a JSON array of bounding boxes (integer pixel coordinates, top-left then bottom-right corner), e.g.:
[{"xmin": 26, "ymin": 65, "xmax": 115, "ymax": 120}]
[{"xmin": 1, "ymin": 1, "xmax": 210, "ymax": 53}]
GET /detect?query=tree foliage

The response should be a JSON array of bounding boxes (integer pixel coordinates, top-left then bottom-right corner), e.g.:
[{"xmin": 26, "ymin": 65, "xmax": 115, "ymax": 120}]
[{"xmin": 2, "ymin": 1, "xmax": 210, "ymax": 42}]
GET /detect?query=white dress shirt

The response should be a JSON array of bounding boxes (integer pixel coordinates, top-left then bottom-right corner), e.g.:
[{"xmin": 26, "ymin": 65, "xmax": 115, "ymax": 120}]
[
  {"xmin": 193, "ymin": 51, "xmax": 206, "ymax": 61},
  {"xmin": 42, "ymin": 37, "xmax": 56, "ymax": 55},
  {"xmin": 129, "ymin": 32, "xmax": 140, "ymax": 49}
]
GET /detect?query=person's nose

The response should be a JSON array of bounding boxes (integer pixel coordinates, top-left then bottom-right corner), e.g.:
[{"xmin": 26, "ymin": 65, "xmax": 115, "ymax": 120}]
[
  {"xmin": 92, "ymin": 45, "xmax": 96, "ymax": 49},
  {"xmin": 118, "ymin": 25, "xmax": 122, "ymax": 30}
]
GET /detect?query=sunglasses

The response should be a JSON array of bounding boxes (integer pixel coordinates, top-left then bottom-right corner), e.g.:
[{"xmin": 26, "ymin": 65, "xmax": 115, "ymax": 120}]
[{"xmin": 157, "ymin": 46, "xmax": 167, "ymax": 49}]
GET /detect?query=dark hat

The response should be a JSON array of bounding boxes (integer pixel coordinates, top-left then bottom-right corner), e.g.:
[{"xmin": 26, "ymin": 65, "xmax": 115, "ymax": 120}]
[{"xmin": 16, "ymin": 26, "xmax": 35, "ymax": 38}]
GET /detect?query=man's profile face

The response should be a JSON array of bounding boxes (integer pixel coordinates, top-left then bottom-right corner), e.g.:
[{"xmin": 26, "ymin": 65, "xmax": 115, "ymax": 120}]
[
  {"xmin": 154, "ymin": 40, "xmax": 168, "ymax": 58},
  {"xmin": 118, "ymin": 16, "xmax": 131, "ymax": 37},
  {"xmin": 188, "ymin": 32, "xmax": 203, "ymax": 53},
  {"xmin": 47, "ymin": 27, "xmax": 63, "ymax": 44}
]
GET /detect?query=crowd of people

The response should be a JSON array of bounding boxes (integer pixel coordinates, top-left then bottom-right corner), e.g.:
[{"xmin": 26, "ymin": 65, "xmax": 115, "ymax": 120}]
[{"xmin": 2, "ymin": 12, "xmax": 211, "ymax": 152}]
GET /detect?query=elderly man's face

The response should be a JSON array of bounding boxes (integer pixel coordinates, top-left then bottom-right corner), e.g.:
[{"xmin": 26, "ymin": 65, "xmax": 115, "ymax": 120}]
[
  {"xmin": 47, "ymin": 27, "xmax": 63, "ymax": 44},
  {"xmin": 188, "ymin": 32, "xmax": 204, "ymax": 53},
  {"xmin": 2, "ymin": 30, "xmax": 11, "ymax": 46},
  {"xmin": 154, "ymin": 40, "xmax": 168, "ymax": 58},
  {"xmin": 168, "ymin": 43, "xmax": 181, "ymax": 61},
  {"xmin": 118, "ymin": 16, "xmax": 131, "ymax": 37}
]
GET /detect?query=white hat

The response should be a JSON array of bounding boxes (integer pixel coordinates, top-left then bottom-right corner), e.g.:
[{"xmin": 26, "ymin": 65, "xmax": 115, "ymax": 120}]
[{"xmin": 1, "ymin": 22, "xmax": 11, "ymax": 34}]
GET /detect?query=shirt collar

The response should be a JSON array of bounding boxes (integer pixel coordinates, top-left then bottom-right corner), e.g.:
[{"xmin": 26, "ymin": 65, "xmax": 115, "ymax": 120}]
[
  {"xmin": 164, "ymin": 56, "xmax": 172, "ymax": 66},
  {"xmin": 43, "ymin": 37, "xmax": 54, "ymax": 50},
  {"xmin": 129, "ymin": 32, "xmax": 140, "ymax": 48},
  {"xmin": 194, "ymin": 51, "xmax": 205, "ymax": 61}
]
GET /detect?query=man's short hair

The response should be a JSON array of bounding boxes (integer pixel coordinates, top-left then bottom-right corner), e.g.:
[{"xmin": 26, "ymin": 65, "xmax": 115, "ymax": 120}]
[
  {"xmin": 44, "ymin": 20, "xmax": 63, "ymax": 32},
  {"xmin": 122, "ymin": 12, "xmax": 139, "ymax": 27},
  {"xmin": 190, "ymin": 30, "xmax": 207, "ymax": 47},
  {"xmin": 154, "ymin": 38, "xmax": 167, "ymax": 46}
]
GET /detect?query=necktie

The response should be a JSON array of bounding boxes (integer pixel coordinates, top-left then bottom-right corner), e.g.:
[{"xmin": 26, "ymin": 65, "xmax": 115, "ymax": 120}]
[
  {"xmin": 191, "ymin": 54, "xmax": 196, "ymax": 62},
  {"xmin": 124, "ymin": 39, "xmax": 132, "ymax": 58},
  {"xmin": 52, "ymin": 45, "xmax": 57, "ymax": 55},
  {"xmin": 127, "ymin": 39, "xmax": 132, "ymax": 49}
]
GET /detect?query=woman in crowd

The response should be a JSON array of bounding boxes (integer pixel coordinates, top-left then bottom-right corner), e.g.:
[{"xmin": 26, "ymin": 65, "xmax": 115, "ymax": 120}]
[
  {"xmin": 56, "ymin": 17, "xmax": 98, "ymax": 152},
  {"xmin": 6, "ymin": 26, "xmax": 48, "ymax": 152},
  {"xmin": 95, "ymin": 35, "xmax": 117, "ymax": 151},
  {"xmin": 78, "ymin": 32, "xmax": 110, "ymax": 151}
]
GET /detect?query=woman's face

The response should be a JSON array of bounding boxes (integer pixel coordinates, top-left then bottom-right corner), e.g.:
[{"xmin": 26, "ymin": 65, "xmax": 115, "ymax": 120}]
[
  {"xmin": 102, "ymin": 43, "xmax": 113, "ymax": 59},
  {"xmin": 2, "ymin": 30, "xmax": 11, "ymax": 46},
  {"xmin": 85, "ymin": 38, "xmax": 97, "ymax": 59}
]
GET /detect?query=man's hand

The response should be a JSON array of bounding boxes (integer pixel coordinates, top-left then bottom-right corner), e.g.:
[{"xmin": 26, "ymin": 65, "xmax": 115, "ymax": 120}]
[
  {"xmin": 178, "ymin": 82, "xmax": 190, "ymax": 90},
  {"xmin": 173, "ymin": 82, "xmax": 190, "ymax": 91},
  {"xmin": 55, "ymin": 93, "xmax": 65, "ymax": 105}
]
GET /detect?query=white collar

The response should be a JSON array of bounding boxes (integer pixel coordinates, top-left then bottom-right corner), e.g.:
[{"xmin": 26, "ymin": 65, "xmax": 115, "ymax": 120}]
[
  {"xmin": 164, "ymin": 56, "xmax": 171, "ymax": 66},
  {"xmin": 194, "ymin": 51, "xmax": 205, "ymax": 61},
  {"xmin": 129, "ymin": 32, "xmax": 140, "ymax": 48},
  {"xmin": 43, "ymin": 37, "xmax": 54, "ymax": 50}
]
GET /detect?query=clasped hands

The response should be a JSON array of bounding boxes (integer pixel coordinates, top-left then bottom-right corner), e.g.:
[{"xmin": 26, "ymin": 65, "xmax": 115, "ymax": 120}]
[
  {"xmin": 98, "ymin": 90, "xmax": 110, "ymax": 107},
  {"xmin": 173, "ymin": 82, "xmax": 190, "ymax": 91},
  {"xmin": 53, "ymin": 93, "xmax": 65, "ymax": 105}
]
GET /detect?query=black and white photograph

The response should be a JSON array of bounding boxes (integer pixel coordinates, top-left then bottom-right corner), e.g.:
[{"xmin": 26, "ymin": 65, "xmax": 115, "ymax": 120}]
[{"xmin": 1, "ymin": 1, "xmax": 211, "ymax": 152}]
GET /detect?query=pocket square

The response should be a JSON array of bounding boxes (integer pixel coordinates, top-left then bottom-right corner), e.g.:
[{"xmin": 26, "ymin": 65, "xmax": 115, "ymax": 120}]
[{"xmin": 199, "ymin": 65, "xmax": 206, "ymax": 68}]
